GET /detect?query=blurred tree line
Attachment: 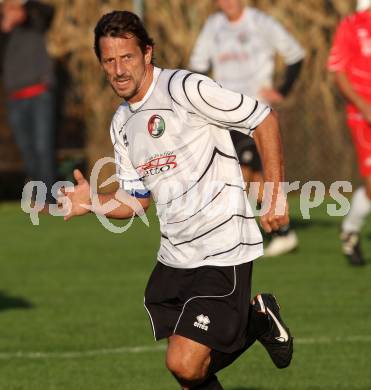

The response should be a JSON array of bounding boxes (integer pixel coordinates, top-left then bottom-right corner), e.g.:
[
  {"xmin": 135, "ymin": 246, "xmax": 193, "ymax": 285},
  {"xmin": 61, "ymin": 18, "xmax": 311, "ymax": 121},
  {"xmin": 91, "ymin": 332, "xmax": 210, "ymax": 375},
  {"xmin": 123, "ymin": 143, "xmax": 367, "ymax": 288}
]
[{"xmin": 0, "ymin": 0, "xmax": 360, "ymax": 189}]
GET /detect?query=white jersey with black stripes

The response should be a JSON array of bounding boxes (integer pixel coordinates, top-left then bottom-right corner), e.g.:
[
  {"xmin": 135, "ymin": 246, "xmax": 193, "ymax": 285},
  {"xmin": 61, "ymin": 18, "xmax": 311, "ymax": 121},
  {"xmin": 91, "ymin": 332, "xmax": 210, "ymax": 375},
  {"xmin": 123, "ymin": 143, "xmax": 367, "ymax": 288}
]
[
  {"xmin": 110, "ymin": 66, "xmax": 271, "ymax": 268},
  {"xmin": 190, "ymin": 7, "xmax": 305, "ymax": 98}
]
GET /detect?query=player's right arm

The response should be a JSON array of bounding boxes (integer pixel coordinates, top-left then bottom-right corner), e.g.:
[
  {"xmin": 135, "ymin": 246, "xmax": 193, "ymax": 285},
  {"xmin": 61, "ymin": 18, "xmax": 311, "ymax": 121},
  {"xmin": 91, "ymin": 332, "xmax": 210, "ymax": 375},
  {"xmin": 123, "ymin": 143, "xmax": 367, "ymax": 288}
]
[
  {"xmin": 189, "ymin": 16, "xmax": 214, "ymax": 74},
  {"xmin": 59, "ymin": 169, "xmax": 151, "ymax": 221},
  {"xmin": 60, "ymin": 110, "xmax": 151, "ymax": 221},
  {"xmin": 334, "ymin": 71, "xmax": 371, "ymax": 123},
  {"xmin": 258, "ymin": 10, "xmax": 305, "ymax": 103}
]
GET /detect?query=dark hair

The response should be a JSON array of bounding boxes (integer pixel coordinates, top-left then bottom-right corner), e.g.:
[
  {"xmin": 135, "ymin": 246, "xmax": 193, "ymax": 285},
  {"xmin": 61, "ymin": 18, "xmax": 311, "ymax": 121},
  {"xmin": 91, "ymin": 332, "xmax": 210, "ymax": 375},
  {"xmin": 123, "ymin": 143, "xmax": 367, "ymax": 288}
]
[
  {"xmin": 24, "ymin": 1, "xmax": 55, "ymax": 33},
  {"xmin": 94, "ymin": 10, "xmax": 154, "ymax": 62}
]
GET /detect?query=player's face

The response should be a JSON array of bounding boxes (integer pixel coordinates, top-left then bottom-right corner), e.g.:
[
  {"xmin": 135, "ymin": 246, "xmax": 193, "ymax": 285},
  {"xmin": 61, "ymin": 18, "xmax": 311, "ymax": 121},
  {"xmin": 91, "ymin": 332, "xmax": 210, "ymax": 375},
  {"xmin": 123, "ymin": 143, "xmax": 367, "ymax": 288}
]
[
  {"xmin": 99, "ymin": 35, "xmax": 152, "ymax": 102},
  {"xmin": 216, "ymin": 0, "xmax": 244, "ymax": 21}
]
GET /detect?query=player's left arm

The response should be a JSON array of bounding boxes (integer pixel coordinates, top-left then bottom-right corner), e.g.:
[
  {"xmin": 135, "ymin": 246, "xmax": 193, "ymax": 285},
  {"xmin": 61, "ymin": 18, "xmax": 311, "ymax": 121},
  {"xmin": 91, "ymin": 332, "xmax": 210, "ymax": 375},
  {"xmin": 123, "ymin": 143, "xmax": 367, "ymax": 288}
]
[
  {"xmin": 327, "ymin": 18, "xmax": 371, "ymax": 121},
  {"xmin": 169, "ymin": 71, "xmax": 288, "ymax": 233},
  {"xmin": 260, "ymin": 61, "xmax": 304, "ymax": 104},
  {"xmin": 259, "ymin": 13, "xmax": 305, "ymax": 104},
  {"xmin": 252, "ymin": 111, "xmax": 289, "ymax": 233}
]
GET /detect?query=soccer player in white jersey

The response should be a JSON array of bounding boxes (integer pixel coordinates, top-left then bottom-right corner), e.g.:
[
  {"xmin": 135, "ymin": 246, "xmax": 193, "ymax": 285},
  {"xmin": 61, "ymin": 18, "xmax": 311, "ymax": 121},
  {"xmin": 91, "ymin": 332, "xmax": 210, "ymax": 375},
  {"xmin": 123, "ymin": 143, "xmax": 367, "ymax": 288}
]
[
  {"xmin": 59, "ymin": 11, "xmax": 293, "ymax": 390},
  {"xmin": 190, "ymin": 0, "xmax": 305, "ymax": 257}
]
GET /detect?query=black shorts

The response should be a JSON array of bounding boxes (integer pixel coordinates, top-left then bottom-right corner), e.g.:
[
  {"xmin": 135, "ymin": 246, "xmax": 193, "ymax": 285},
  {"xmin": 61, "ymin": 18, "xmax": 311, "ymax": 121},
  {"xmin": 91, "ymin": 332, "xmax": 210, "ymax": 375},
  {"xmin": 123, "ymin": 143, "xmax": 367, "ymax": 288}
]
[
  {"xmin": 144, "ymin": 261, "xmax": 253, "ymax": 353},
  {"xmin": 230, "ymin": 131, "xmax": 262, "ymax": 172}
]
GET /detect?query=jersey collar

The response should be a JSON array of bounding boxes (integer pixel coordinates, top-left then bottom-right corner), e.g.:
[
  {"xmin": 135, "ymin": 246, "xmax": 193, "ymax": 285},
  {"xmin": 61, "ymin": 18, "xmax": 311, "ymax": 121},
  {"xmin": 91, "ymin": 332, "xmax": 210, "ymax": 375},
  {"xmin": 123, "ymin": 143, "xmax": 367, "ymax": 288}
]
[
  {"xmin": 224, "ymin": 7, "xmax": 247, "ymax": 26},
  {"xmin": 128, "ymin": 66, "xmax": 162, "ymax": 112}
]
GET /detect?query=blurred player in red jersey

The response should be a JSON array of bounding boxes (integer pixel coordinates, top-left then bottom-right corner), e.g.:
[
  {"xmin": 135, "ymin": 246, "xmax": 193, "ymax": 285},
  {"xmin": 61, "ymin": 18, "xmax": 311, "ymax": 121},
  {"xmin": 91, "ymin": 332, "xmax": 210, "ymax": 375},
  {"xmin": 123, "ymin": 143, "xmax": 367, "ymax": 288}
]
[{"xmin": 328, "ymin": 0, "xmax": 371, "ymax": 266}]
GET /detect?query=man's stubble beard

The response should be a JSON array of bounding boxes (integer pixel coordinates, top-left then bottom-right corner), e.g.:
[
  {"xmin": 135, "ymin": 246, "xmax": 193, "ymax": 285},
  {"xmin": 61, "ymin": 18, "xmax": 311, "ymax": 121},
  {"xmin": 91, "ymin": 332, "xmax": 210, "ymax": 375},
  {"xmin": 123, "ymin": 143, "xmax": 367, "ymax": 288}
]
[
  {"xmin": 109, "ymin": 76, "xmax": 136, "ymax": 100},
  {"xmin": 107, "ymin": 61, "xmax": 149, "ymax": 100},
  {"xmin": 112, "ymin": 84, "xmax": 136, "ymax": 100}
]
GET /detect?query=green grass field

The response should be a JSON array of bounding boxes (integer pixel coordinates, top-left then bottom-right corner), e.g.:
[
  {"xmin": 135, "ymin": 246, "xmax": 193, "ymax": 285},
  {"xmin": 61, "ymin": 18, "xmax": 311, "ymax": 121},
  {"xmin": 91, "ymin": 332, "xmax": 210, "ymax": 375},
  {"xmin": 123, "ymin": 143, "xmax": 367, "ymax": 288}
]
[{"xmin": 0, "ymin": 197, "xmax": 370, "ymax": 390}]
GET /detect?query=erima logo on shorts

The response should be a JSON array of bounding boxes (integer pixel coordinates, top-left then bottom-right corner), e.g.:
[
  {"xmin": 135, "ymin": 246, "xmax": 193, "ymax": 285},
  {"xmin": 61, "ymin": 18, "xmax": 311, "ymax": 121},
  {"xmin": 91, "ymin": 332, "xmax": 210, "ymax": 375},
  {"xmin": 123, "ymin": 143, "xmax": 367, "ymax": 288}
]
[{"xmin": 194, "ymin": 314, "xmax": 210, "ymax": 331}]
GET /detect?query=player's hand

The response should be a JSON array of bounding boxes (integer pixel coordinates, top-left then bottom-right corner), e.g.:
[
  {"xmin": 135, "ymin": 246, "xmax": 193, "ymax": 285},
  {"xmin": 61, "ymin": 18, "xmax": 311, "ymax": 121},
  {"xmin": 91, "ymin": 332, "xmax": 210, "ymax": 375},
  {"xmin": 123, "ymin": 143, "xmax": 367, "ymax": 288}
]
[
  {"xmin": 259, "ymin": 88, "xmax": 284, "ymax": 105},
  {"xmin": 58, "ymin": 169, "xmax": 91, "ymax": 221},
  {"xmin": 259, "ymin": 192, "xmax": 289, "ymax": 233}
]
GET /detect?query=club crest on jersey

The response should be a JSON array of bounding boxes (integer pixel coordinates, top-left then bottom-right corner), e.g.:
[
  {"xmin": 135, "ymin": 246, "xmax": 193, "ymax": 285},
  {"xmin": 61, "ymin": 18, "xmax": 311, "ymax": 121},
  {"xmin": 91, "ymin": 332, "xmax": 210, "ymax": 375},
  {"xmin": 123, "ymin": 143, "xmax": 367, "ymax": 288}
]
[
  {"xmin": 238, "ymin": 31, "xmax": 248, "ymax": 44},
  {"xmin": 148, "ymin": 115, "xmax": 165, "ymax": 138}
]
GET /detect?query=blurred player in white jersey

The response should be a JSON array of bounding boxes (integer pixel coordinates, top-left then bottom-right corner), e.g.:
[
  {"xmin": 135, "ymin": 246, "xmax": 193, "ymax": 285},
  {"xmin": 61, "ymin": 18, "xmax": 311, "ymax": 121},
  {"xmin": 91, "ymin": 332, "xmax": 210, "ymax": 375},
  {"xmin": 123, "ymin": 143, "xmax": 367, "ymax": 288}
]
[
  {"xmin": 327, "ymin": 0, "xmax": 371, "ymax": 266},
  {"xmin": 190, "ymin": 0, "xmax": 305, "ymax": 256},
  {"xmin": 60, "ymin": 11, "xmax": 294, "ymax": 389}
]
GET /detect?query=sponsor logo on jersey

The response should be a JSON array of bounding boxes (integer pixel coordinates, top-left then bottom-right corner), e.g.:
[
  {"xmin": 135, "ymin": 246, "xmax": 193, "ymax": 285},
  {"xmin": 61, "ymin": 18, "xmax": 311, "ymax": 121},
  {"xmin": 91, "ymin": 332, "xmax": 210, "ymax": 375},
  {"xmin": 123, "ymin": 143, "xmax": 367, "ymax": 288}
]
[
  {"xmin": 194, "ymin": 314, "xmax": 210, "ymax": 331},
  {"xmin": 218, "ymin": 52, "xmax": 249, "ymax": 63},
  {"xmin": 148, "ymin": 115, "xmax": 165, "ymax": 138},
  {"xmin": 137, "ymin": 152, "xmax": 177, "ymax": 177}
]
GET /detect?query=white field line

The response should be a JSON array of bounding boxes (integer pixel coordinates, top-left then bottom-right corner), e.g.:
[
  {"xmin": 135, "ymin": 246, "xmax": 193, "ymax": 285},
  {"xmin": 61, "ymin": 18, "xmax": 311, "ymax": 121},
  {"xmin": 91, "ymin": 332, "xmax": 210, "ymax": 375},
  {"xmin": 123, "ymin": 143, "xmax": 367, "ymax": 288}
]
[
  {"xmin": 0, "ymin": 335, "xmax": 371, "ymax": 360},
  {"xmin": 0, "ymin": 345, "xmax": 167, "ymax": 360}
]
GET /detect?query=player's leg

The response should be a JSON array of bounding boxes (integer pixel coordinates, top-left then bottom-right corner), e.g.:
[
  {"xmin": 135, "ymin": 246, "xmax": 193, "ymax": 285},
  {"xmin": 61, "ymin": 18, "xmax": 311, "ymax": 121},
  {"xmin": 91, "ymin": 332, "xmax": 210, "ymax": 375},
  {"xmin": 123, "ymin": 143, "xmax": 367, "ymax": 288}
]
[
  {"xmin": 195, "ymin": 294, "xmax": 293, "ymax": 377},
  {"xmin": 32, "ymin": 91, "xmax": 56, "ymax": 203},
  {"xmin": 171, "ymin": 263, "xmax": 293, "ymax": 382},
  {"xmin": 167, "ymin": 262, "xmax": 254, "ymax": 388},
  {"xmin": 166, "ymin": 335, "xmax": 224, "ymax": 389},
  {"xmin": 250, "ymin": 293, "xmax": 293, "ymax": 368},
  {"xmin": 341, "ymin": 120, "xmax": 371, "ymax": 265},
  {"xmin": 342, "ymin": 182, "xmax": 371, "ymax": 233},
  {"xmin": 145, "ymin": 263, "xmax": 225, "ymax": 388},
  {"xmin": 210, "ymin": 294, "xmax": 293, "ymax": 371},
  {"xmin": 145, "ymin": 262, "xmax": 293, "ymax": 389},
  {"xmin": 166, "ymin": 312, "xmax": 257, "ymax": 388},
  {"xmin": 341, "ymin": 181, "xmax": 371, "ymax": 266},
  {"xmin": 166, "ymin": 333, "xmax": 260, "ymax": 389}
]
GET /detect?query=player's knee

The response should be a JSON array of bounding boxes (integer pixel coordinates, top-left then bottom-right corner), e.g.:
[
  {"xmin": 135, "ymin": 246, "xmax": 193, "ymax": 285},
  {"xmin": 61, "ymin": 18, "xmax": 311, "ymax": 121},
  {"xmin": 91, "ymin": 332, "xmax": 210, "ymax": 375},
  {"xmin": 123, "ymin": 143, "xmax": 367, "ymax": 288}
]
[{"xmin": 166, "ymin": 353, "xmax": 208, "ymax": 383}]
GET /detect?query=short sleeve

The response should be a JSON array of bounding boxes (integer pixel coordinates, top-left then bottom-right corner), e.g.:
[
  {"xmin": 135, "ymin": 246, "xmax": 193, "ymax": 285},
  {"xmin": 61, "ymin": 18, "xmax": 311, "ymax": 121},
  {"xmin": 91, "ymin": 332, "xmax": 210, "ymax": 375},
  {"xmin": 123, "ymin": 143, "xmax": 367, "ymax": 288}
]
[
  {"xmin": 168, "ymin": 70, "xmax": 271, "ymax": 136},
  {"xmin": 110, "ymin": 115, "xmax": 150, "ymax": 198},
  {"xmin": 328, "ymin": 18, "xmax": 354, "ymax": 72},
  {"xmin": 260, "ymin": 13, "xmax": 305, "ymax": 65}
]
